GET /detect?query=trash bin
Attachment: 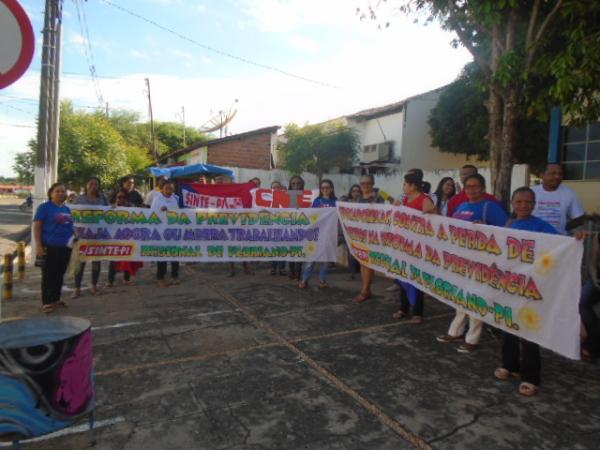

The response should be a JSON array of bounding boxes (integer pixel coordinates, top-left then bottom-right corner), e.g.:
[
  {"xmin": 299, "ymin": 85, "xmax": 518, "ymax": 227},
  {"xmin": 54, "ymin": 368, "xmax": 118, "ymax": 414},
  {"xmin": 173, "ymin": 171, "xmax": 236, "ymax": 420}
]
[{"xmin": 0, "ymin": 316, "xmax": 95, "ymax": 444}]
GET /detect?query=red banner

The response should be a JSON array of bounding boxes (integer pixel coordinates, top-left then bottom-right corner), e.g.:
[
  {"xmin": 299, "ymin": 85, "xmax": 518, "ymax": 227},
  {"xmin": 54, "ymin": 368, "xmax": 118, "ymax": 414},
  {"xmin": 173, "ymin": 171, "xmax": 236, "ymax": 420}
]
[{"xmin": 180, "ymin": 182, "xmax": 255, "ymax": 209}]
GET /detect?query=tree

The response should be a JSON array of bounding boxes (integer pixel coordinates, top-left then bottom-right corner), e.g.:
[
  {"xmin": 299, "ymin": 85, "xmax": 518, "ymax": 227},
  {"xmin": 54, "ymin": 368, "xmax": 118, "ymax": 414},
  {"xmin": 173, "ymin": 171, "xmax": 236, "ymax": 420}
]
[
  {"xmin": 154, "ymin": 122, "xmax": 208, "ymax": 156},
  {"xmin": 13, "ymin": 149, "xmax": 36, "ymax": 184},
  {"xmin": 362, "ymin": 1, "xmax": 600, "ymax": 202},
  {"xmin": 20, "ymin": 101, "xmax": 153, "ymax": 189},
  {"xmin": 428, "ymin": 62, "xmax": 549, "ymax": 173},
  {"xmin": 14, "ymin": 102, "xmax": 210, "ymax": 188},
  {"xmin": 280, "ymin": 121, "xmax": 360, "ymax": 182}
]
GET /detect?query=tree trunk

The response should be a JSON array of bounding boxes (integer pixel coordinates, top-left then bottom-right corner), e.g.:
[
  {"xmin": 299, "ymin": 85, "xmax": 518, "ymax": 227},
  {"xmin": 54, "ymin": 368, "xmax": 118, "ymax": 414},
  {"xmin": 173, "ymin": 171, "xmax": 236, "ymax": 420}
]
[
  {"xmin": 487, "ymin": 23, "xmax": 504, "ymax": 202},
  {"xmin": 496, "ymin": 88, "xmax": 520, "ymax": 206}
]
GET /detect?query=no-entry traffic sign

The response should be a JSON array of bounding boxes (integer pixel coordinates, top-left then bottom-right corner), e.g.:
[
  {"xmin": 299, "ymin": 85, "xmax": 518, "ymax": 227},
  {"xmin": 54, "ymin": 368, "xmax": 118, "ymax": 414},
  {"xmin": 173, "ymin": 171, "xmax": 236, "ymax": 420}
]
[{"xmin": 0, "ymin": 0, "xmax": 35, "ymax": 89}]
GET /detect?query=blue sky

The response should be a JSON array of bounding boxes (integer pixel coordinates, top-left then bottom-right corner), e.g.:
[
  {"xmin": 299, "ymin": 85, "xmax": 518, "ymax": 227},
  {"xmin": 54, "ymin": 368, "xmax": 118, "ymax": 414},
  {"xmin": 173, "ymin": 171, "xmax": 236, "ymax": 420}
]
[{"xmin": 0, "ymin": 0, "xmax": 472, "ymax": 177}]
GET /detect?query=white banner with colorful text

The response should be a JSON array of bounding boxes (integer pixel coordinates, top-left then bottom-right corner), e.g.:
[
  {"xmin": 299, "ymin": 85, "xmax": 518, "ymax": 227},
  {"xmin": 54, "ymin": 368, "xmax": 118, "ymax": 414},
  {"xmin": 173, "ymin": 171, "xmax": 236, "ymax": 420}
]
[
  {"xmin": 337, "ymin": 201, "xmax": 583, "ymax": 359},
  {"xmin": 71, "ymin": 206, "xmax": 338, "ymax": 263}
]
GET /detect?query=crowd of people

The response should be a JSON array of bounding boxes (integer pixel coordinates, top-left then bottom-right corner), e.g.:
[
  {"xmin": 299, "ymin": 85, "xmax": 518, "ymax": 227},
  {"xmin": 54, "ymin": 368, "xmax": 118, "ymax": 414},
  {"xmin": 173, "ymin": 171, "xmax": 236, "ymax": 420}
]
[{"xmin": 32, "ymin": 164, "xmax": 598, "ymax": 397}]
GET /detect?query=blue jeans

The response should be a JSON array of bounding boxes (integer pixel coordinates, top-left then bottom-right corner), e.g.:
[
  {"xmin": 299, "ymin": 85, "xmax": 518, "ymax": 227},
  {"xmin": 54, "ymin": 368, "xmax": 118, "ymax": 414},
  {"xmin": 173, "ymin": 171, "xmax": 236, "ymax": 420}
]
[
  {"xmin": 580, "ymin": 279, "xmax": 600, "ymax": 354},
  {"xmin": 303, "ymin": 262, "xmax": 328, "ymax": 283}
]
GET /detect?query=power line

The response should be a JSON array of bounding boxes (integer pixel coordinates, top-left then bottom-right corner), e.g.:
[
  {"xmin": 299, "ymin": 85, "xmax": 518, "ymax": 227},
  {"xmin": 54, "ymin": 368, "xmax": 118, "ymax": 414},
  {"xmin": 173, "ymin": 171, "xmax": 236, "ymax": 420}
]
[
  {"xmin": 0, "ymin": 122, "xmax": 36, "ymax": 129},
  {"xmin": 0, "ymin": 103, "xmax": 35, "ymax": 115},
  {"xmin": 0, "ymin": 94, "xmax": 104, "ymax": 110},
  {"xmin": 73, "ymin": 0, "xmax": 104, "ymax": 104},
  {"xmin": 99, "ymin": 0, "xmax": 339, "ymax": 89}
]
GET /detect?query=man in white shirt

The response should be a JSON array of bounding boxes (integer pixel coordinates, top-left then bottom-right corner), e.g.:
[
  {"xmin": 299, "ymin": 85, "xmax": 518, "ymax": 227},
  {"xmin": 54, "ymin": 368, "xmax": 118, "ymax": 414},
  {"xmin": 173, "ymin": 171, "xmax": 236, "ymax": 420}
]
[
  {"xmin": 532, "ymin": 163, "xmax": 585, "ymax": 235},
  {"xmin": 145, "ymin": 176, "xmax": 166, "ymax": 207},
  {"xmin": 150, "ymin": 180, "xmax": 179, "ymax": 211}
]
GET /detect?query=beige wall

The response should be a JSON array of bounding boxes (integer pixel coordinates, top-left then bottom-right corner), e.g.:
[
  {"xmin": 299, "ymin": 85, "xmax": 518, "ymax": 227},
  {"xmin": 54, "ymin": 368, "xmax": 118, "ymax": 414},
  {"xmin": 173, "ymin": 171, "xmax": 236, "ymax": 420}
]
[
  {"xmin": 401, "ymin": 91, "xmax": 472, "ymax": 171},
  {"xmin": 563, "ymin": 181, "xmax": 600, "ymax": 213},
  {"xmin": 352, "ymin": 111, "xmax": 405, "ymax": 161}
]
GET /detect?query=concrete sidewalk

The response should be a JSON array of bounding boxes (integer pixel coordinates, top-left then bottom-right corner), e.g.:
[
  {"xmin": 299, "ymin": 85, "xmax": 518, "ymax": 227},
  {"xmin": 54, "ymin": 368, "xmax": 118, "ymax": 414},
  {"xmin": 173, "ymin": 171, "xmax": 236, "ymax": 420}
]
[{"xmin": 2, "ymin": 262, "xmax": 599, "ymax": 449}]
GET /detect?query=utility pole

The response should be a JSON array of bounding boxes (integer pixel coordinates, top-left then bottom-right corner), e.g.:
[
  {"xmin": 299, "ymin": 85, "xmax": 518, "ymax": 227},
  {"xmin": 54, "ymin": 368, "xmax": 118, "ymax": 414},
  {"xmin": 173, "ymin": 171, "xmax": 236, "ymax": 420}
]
[
  {"xmin": 145, "ymin": 78, "xmax": 157, "ymax": 162},
  {"xmin": 33, "ymin": 0, "xmax": 63, "ymax": 257},
  {"xmin": 48, "ymin": 1, "xmax": 62, "ymax": 183},
  {"xmin": 35, "ymin": 0, "xmax": 63, "ymax": 205},
  {"xmin": 106, "ymin": 102, "xmax": 109, "ymax": 117}
]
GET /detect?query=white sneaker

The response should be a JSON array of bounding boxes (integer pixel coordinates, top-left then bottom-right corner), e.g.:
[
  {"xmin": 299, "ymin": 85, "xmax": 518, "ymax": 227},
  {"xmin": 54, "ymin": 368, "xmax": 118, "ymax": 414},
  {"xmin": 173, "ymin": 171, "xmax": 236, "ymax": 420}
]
[{"xmin": 385, "ymin": 284, "xmax": 400, "ymax": 292}]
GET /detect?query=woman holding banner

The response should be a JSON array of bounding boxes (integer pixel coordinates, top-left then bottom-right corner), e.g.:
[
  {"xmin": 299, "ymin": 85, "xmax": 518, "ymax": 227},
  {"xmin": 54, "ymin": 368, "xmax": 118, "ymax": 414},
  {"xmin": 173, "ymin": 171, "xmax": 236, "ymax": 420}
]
[
  {"xmin": 391, "ymin": 173, "xmax": 436, "ymax": 323},
  {"xmin": 436, "ymin": 173, "xmax": 508, "ymax": 353},
  {"xmin": 345, "ymin": 184, "xmax": 362, "ymax": 279},
  {"xmin": 494, "ymin": 187, "xmax": 559, "ymax": 396},
  {"xmin": 299, "ymin": 179, "xmax": 337, "ymax": 289},
  {"xmin": 288, "ymin": 175, "xmax": 306, "ymax": 281},
  {"xmin": 433, "ymin": 177, "xmax": 456, "ymax": 216},
  {"xmin": 355, "ymin": 174, "xmax": 385, "ymax": 303},
  {"xmin": 151, "ymin": 180, "xmax": 180, "ymax": 287},
  {"xmin": 33, "ymin": 182, "xmax": 74, "ymax": 314},
  {"xmin": 270, "ymin": 181, "xmax": 288, "ymax": 276},
  {"xmin": 72, "ymin": 176, "xmax": 108, "ymax": 299}
]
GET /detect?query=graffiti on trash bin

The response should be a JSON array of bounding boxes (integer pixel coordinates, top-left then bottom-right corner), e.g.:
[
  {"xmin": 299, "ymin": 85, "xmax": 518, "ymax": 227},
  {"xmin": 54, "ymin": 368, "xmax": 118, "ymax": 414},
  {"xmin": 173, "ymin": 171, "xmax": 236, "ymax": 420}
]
[{"xmin": 0, "ymin": 329, "xmax": 95, "ymax": 441}]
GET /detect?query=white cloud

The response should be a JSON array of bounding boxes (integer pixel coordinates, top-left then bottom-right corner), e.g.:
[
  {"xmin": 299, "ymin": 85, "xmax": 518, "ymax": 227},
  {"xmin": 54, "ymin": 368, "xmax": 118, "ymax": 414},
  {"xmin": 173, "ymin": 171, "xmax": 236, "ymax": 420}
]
[
  {"xmin": 0, "ymin": 2, "xmax": 473, "ymax": 177},
  {"xmin": 288, "ymin": 35, "xmax": 319, "ymax": 53},
  {"xmin": 130, "ymin": 49, "xmax": 151, "ymax": 60},
  {"xmin": 242, "ymin": 0, "xmax": 362, "ymax": 32}
]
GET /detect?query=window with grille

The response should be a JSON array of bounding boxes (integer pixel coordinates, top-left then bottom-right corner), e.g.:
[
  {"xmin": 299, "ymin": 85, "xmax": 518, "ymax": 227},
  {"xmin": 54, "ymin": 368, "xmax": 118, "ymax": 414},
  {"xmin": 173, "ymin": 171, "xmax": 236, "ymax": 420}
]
[{"xmin": 562, "ymin": 121, "xmax": 600, "ymax": 180}]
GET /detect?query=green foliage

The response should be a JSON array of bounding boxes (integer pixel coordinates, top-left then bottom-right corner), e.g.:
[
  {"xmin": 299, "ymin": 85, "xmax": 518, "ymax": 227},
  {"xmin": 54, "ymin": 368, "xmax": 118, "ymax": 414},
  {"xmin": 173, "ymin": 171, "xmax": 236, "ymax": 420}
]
[
  {"xmin": 280, "ymin": 121, "xmax": 359, "ymax": 180},
  {"xmin": 15, "ymin": 101, "xmax": 209, "ymax": 189},
  {"xmin": 429, "ymin": 63, "xmax": 549, "ymax": 172},
  {"xmin": 57, "ymin": 101, "xmax": 144, "ymax": 188},
  {"xmin": 154, "ymin": 122, "xmax": 207, "ymax": 156},
  {"xmin": 12, "ymin": 148, "xmax": 36, "ymax": 184}
]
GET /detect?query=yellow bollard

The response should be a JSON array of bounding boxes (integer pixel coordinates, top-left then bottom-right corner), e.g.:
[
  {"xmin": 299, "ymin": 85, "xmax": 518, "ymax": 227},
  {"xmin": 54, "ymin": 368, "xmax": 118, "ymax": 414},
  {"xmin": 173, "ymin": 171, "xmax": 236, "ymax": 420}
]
[
  {"xmin": 17, "ymin": 241, "xmax": 25, "ymax": 280},
  {"xmin": 3, "ymin": 254, "xmax": 13, "ymax": 300}
]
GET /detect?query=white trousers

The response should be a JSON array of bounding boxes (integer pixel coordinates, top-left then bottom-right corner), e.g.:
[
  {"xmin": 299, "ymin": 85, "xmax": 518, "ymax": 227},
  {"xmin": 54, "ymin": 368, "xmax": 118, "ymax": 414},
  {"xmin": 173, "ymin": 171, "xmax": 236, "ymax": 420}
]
[{"xmin": 448, "ymin": 311, "xmax": 483, "ymax": 345}]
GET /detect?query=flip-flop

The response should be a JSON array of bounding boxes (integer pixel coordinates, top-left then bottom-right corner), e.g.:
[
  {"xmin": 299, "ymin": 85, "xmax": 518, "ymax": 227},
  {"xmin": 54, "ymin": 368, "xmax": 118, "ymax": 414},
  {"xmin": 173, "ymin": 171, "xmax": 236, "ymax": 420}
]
[
  {"xmin": 392, "ymin": 310, "xmax": 407, "ymax": 320},
  {"xmin": 298, "ymin": 281, "xmax": 308, "ymax": 289},
  {"xmin": 518, "ymin": 382, "xmax": 539, "ymax": 397},
  {"xmin": 494, "ymin": 368, "xmax": 519, "ymax": 380},
  {"xmin": 42, "ymin": 304, "xmax": 54, "ymax": 314}
]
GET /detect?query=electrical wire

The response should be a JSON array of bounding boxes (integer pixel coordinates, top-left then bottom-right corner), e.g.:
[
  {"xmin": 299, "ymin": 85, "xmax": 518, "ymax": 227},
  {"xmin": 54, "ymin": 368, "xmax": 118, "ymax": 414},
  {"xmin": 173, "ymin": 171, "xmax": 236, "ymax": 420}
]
[
  {"xmin": 99, "ymin": 0, "xmax": 338, "ymax": 89},
  {"xmin": 73, "ymin": 0, "xmax": 105, "ymax": 105},
  {"xmin": 0, "ymin": 122, "xmax": 36, "ymax": 128},
  {"xmin": 0, "ymin": 102, "xmax": 35, "ymax": 114}
]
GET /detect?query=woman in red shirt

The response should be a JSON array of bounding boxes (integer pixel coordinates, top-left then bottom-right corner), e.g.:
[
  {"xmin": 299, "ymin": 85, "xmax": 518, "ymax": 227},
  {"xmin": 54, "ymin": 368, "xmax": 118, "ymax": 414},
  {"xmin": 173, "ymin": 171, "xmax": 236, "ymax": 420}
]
[{"xmin": 392, "ymin": 173, "xmax": 436, "ymax": 323}]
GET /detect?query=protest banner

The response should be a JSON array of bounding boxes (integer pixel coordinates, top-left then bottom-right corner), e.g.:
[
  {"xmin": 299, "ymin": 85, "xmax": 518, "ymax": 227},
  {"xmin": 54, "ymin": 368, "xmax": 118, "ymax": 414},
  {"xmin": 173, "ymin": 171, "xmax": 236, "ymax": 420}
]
[
  {"xmin": 71, "ymin": 206, "xmax": 338, "ymax": 263},
  {"xmin": 253, "ymin": 189, "xmax": 315, "ymax": 208},
  {"xmin": 180, "ymin": 182, "xmax": 254, "ymax": 209},
  {"xmin": 337, "ymin": 201, "xmax": 584, "ymax": 359}
]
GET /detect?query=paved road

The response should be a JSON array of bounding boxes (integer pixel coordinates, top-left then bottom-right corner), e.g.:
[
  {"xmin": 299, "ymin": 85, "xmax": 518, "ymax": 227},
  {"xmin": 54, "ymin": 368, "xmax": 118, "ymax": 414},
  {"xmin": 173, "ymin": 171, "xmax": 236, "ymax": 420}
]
[
  {"xmin": 0, "ymin": 198, "xmax": 31, "ymax": 255},
  {"xmin": 2, "ymin": 263, "xmax": 599, "ymax": 449}
]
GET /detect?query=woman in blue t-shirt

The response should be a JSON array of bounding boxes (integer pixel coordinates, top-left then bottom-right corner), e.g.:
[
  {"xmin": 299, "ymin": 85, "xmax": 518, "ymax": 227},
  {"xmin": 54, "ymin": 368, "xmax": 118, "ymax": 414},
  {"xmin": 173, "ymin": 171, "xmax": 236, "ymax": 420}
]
[
  {"xmin": 494, "ymin": 187, "xmax": 558, "ymax": 397},
  {"xmin": 437, "ymin": 173, "xmax": 509, "ymax": 354},
  {"xmin": 33, "ymin": 182, "xmax": 75, "ymax": 313},
  {"xmin": 299, "ymin": 179, "xmax": 337, "ymax": 289}
]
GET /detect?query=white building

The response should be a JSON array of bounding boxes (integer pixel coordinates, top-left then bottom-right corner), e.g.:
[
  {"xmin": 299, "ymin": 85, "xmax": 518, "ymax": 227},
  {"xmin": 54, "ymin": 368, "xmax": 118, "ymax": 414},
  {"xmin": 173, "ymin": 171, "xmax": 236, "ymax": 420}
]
[{"xmin": 347, "ymin": 87, "xmax": 472, "ymax": 174}]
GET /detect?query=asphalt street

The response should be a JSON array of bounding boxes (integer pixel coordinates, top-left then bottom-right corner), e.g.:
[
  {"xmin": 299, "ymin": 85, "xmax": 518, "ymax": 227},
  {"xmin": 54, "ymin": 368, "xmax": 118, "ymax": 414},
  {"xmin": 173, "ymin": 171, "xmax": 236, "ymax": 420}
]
[{"xmin": 1, "ymin": 261, "xmax": 599, "ymax": 449}]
